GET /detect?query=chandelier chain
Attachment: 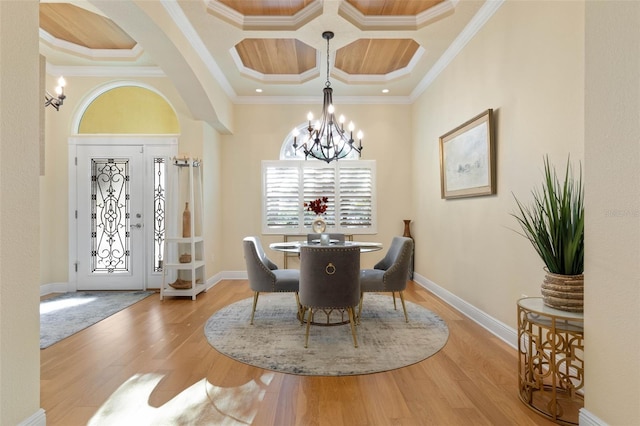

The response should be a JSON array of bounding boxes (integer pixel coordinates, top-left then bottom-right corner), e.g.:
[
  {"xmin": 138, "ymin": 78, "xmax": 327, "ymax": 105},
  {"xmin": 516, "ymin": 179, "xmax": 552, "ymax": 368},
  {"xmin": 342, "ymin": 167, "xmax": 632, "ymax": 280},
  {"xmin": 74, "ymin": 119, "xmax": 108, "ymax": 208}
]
[{"xmin": 325, "ymin": 34, "xmax": 331, "ymax": 88}]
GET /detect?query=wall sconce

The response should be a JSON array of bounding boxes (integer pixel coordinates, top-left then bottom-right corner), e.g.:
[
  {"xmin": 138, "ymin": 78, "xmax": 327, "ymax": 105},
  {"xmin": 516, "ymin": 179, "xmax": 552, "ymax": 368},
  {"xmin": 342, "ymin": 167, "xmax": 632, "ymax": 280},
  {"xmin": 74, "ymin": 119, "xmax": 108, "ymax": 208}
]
[{"xmin": 44, "ymin": 76, "xmax": 66, "ymax": 111}]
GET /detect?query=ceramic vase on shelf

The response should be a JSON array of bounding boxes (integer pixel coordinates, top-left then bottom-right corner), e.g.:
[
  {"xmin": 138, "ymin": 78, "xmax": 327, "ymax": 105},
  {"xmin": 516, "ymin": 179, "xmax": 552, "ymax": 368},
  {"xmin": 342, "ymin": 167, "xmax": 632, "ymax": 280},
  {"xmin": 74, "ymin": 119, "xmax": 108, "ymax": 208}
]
[
  {"xmin": 312, "ymin": 215, "xmax": 326, "ymax": 233},
  {"xmin": 403, "ymin": 219, "xmax": 414, "ymax": 280},
  {"xmin": 182, "ymin": 202, "xmax": 191, "ymax": 237}
]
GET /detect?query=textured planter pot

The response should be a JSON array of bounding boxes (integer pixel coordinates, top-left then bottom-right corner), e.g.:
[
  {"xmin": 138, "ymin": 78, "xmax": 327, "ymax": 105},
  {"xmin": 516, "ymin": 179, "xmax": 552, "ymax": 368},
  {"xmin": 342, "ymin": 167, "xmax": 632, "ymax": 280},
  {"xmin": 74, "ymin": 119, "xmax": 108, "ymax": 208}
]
[{"xmin": 541, "ymin": 271, "xmax": 584, "ymax": 313}]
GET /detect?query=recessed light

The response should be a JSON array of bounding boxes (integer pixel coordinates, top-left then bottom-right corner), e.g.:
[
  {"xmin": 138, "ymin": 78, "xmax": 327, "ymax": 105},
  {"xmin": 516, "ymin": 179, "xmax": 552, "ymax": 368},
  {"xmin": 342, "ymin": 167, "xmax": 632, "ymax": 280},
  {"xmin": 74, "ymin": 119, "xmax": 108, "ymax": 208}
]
[
  {"xmin": 256, "ymin": 88, "xmax": 263, "ymax": 93},
  {"xmin": 382, "ymin": 89, "xmax": 389, "ymax": 94}
]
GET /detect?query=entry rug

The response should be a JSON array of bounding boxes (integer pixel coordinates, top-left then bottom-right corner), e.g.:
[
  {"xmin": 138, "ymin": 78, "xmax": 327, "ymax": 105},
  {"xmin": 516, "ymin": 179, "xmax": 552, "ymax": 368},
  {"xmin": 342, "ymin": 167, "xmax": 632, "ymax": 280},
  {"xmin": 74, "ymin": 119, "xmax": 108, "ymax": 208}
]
[
  {"xmin": 40, "ymin": 291, "xmax": 154, "ymax": 349},
  {"xmin": 205, "ymin": 293, "xmax": 449, "ymax": 376}
]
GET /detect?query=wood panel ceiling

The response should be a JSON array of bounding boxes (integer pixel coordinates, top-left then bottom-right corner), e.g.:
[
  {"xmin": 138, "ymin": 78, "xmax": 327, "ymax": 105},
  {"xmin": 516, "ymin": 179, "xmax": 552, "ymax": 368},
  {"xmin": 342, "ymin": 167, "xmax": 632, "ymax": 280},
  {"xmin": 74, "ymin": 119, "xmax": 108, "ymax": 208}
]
[
  {"xmin": 234, "ymin": 38, "xmax": 316, "ymax": 75},
  {"xmin": 39, "ymin": 3, "xmax": 135, "ymax": 50},
  {"xmin": 39, "ymin": 0, "xmax": 483, "ymax": 98},
  {"xmin": 335, "ymin": 39, "xmax": 420, "ymax": 75},
  {"xmin": 345, "ymin": 0, "xmax": 445, "ymax": 16},
  {"xmin": 218, "ymin": 0, "xmax": 315, "ymax": 16}
]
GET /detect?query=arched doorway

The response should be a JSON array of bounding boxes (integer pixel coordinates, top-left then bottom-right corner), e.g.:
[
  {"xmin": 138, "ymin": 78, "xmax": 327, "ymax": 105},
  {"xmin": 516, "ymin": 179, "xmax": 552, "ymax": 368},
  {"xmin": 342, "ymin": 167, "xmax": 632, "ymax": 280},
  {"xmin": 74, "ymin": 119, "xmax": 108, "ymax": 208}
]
[{"xmin": 69, "ymin": 82, "xmax": 179, "ymax": 290}]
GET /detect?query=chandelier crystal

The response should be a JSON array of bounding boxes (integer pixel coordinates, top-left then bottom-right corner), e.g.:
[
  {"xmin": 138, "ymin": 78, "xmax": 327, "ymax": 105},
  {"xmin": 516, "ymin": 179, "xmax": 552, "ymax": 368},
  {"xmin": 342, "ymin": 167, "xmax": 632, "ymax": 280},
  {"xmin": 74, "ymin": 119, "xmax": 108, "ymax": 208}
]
[{"xmin": 292, "ymin": 31, "xmax": 363, "ymax": 163}]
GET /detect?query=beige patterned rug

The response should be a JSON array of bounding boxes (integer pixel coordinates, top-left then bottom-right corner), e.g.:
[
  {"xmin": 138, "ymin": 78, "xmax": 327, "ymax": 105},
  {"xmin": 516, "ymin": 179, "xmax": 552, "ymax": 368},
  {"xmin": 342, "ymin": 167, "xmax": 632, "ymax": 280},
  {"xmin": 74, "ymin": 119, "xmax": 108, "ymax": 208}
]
[{"xmin": 204, "ymin": 293, "xmax": 449, "ymax": 376}]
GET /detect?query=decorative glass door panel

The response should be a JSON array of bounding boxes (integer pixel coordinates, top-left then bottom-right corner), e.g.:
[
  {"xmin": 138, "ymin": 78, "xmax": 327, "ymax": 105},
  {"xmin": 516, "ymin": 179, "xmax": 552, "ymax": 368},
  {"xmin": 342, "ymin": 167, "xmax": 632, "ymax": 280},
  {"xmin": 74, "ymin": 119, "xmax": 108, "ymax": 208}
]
[
  {"xmin": 91, "ymin": 157, "xmax": 131, "ymax": 274},
  {"xmin": 76, "ymin": 144, "xmax": 173, "ymax": 290}
]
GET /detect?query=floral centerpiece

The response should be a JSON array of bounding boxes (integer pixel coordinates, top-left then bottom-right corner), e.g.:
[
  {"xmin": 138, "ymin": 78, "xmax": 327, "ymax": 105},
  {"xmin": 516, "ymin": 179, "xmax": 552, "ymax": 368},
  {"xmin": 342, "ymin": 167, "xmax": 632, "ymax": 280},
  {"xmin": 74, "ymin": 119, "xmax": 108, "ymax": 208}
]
[
  {"xmin": 305, "ymin": 197, "xmax": 329, "ymax": 233},
  {"xmin": 304, "ymin": 197, "xmax": 328, "ymax": 215}
]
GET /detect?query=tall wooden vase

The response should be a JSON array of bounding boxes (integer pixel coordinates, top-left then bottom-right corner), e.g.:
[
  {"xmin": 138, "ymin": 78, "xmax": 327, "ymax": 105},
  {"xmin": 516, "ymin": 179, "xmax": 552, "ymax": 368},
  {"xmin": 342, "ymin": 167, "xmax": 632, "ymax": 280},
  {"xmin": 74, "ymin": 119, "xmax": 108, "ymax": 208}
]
[
  {"xmin": 403, "ymin": 219, "xmax": 414, "ymax": 279},
  {"xmin": 182, "ymin": 202, "xmax": 191, "ymax": 237}
]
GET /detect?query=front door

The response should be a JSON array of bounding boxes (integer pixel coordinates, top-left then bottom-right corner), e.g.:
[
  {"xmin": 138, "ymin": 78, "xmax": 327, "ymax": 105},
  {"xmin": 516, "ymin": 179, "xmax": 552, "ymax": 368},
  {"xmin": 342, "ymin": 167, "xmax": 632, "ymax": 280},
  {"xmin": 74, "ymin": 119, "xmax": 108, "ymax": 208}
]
[{"xmin": 74, "ymin": 142, "xmax": 175, "ymax": 290}]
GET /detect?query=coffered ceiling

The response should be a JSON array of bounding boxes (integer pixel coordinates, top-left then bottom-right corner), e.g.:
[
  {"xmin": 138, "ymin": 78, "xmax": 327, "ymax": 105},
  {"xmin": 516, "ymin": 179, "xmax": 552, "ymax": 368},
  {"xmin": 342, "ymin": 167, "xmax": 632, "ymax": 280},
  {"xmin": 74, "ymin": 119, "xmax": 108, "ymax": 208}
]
[{"xmin": 39, "ymin": 0, "xmax": 494, "ymax": 103}]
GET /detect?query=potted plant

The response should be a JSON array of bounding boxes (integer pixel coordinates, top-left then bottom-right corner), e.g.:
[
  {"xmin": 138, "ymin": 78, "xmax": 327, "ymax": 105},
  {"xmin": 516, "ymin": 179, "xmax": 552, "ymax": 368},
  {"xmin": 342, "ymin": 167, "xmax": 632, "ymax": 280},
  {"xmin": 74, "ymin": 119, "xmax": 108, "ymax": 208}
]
[{"xmin": 511, "ymin": 155, "xmax": 584, "ymax": 312}]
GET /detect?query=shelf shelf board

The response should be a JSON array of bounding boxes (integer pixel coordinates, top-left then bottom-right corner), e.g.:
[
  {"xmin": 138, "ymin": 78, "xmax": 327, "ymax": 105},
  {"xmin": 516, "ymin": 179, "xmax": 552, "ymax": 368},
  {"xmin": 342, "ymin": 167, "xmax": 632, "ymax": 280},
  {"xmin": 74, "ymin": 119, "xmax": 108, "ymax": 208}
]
[
  {"xmin": 163, "ymin": 260, "xmax": 205, "ymax": 269},
  {"xmin": 166, "ymin": 236, "xmax": 204, "ymax": 243}
]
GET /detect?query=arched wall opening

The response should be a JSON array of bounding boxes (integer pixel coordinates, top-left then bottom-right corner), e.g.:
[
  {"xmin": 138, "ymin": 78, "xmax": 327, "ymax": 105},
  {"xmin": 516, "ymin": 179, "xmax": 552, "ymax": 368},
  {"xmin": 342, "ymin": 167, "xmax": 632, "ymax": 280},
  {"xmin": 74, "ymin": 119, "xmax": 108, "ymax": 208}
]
[{"xmin": 73, "ymin": 82, "xmax": 180, "ymax": 135}]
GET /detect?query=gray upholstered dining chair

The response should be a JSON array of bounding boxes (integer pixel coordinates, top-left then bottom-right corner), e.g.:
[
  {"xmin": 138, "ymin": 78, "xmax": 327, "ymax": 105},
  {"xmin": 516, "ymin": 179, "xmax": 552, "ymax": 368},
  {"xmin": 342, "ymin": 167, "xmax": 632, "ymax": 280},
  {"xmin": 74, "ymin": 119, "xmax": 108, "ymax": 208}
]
[
  {"xmin": 306, "ymin": 233, "xmax": 346, "ymax": 243},
  {"xmin": 243, "ymin": 236, "xmax": 300, "ymax": 325},
  {"xmin": 299, "ymin": 245, "xmax": 361, "ymax": 348},
  {"xmin": 358, "ymin": 236, "xmax": 414, "ymax": 323}
]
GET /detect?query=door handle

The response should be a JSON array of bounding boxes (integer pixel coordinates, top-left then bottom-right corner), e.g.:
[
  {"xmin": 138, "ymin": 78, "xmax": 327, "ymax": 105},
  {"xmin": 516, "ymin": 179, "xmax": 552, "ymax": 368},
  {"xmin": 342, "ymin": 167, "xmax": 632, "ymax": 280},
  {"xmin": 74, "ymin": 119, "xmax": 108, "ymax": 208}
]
[{"xmin": 132, "ymin": 223, "xmax": 143, "ymax": 229}]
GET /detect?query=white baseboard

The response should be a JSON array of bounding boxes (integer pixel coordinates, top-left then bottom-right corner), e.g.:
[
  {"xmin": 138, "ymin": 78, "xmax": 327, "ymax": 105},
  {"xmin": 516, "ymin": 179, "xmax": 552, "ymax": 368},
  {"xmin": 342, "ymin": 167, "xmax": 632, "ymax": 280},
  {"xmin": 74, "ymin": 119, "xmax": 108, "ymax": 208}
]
[
  {"xmin": 412, "ymin": 272, "xmax": 518, "ymax": 349},
  {"xmin": 579, "ymin": 409, "xmax": 608, "ymax": 426},
  {"xmin": 40, "ymin": 282, "xmax": 70, "ymax": 296},
  {"xmin": 222, "ymin": 271, "xmax": 248, "ymax": 280},
  {"xmin": 40, "ymin": 273, "xmax": 229, "ymax": 296},
  {"xmin": 205, "ymin": 272, "xmax": 226, "ymax": 290},
  {"xmin": 19, "ymin": 409, "xmax": 46, "ymax": 426}
]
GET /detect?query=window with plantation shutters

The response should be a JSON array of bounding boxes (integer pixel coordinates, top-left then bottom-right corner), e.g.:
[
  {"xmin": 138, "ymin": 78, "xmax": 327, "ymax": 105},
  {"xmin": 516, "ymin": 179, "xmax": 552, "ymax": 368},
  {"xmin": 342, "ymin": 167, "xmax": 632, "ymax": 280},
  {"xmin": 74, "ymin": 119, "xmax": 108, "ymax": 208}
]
[{"xmin": 262, "ymin": 160, "xmax": 376, "ymax": 235}]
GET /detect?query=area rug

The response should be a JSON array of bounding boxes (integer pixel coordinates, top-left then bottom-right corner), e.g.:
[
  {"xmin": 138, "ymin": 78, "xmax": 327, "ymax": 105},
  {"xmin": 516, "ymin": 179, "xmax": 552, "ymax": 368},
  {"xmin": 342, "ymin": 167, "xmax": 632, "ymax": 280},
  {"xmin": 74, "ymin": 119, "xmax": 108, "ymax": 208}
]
[
  {"xmin": 40, "ymin": 291, "xmax": 154, "ymax": 349},
  {"xmin": 204, "ymin": 293, "xmax": 449, "ymax": 376}
]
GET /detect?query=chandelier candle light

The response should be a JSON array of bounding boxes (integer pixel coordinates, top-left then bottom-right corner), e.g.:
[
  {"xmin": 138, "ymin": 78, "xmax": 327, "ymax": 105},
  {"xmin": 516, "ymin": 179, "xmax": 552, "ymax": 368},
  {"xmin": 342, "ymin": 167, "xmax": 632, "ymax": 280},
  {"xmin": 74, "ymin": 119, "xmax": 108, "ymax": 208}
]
[
  {"xmin": 44, "ymin": 76, "xmax": 66, "ymax": 111},
  {"xmin": 292, "ymin": 31, "xmax": 363, "ymax": 163}
]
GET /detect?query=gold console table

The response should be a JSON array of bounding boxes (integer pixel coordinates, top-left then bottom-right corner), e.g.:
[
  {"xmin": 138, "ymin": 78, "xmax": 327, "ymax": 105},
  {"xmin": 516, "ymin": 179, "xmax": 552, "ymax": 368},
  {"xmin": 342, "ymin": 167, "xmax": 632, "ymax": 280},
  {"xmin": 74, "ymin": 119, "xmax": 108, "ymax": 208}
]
[{"xmin": 517, "ymin": 297, "xmax": 584, "ymax": 425}]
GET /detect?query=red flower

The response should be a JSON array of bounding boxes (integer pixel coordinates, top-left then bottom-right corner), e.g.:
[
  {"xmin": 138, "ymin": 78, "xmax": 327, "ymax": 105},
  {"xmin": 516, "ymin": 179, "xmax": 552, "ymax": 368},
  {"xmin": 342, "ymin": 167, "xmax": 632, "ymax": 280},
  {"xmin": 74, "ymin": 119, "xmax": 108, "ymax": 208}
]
[{"xmin": 304, "ymin": 197, "xmax": 329, "ymax": 215}]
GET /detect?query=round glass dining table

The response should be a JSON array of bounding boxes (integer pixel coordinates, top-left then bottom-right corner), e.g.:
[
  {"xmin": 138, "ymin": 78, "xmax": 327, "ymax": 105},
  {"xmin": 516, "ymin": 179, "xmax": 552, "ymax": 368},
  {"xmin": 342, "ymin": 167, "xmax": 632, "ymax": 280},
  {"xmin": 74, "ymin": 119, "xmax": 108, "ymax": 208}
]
[{"xmin": 269, "ymin": 240, "xmax": 383, "ymax": 253}]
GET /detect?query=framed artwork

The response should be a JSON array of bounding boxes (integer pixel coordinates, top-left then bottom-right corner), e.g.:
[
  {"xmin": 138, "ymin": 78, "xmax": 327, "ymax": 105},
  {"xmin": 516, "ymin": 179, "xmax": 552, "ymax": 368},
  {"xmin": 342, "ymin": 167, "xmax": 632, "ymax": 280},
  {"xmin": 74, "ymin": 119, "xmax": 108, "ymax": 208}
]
[{"xmin": 439, "ymin": 109, "xmax": 495, "ymax": 199}]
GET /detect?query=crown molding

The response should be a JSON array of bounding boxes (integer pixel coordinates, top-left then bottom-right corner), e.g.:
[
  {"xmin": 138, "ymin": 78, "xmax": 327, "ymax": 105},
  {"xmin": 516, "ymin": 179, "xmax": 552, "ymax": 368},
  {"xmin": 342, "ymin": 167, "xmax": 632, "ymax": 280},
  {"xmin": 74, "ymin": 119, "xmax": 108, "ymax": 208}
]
[
  {"xmin": 410, "ymin": 0, "xmax": 505, "ymax": 101},
  {"xmin": 229, "ymin": 48, "xmax": 320, "ymax": 84},
  {"xmin": 160, "ymin": 0, "xmax": 236, "ymax": 99},
  {"xmin": 206, "ymin": 0, "xmax": 322, "ymax": 30},
  {"xmin": 45, "ymin": 63, "xmax": 165, "ymax": 78},
  {"xmin": 39, "ymin": 29, "xmax": 143, "ymax": 61},
  {"xmin": 338, "ymin": 0, "xmax": 458, "ymax": 31},
  {"xmin": 234, "ymin": 95, "xmax": 411, "ymax": 105}
]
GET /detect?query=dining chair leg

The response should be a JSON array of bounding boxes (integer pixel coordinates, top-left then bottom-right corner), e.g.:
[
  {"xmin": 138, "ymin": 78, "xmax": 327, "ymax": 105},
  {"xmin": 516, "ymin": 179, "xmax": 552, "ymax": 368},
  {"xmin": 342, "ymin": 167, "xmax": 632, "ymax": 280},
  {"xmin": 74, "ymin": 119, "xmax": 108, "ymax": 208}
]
[
  {"xmin": 295, "ymin": 292, "xmax": 303, "ymax": 324},
  {"xmin": 399, "ymin": 291, "xmax": 409, "ymax": 323},
  {"xmin": 357, "ymin": 292, "xmax": 364, "ymax": 325},
  {"xmin": 392, "ymin": 291, "xmax": 397, "ymax": 310},
  {"xmin": 304, "ymin": 307, "xmax": 313, "ymax": 348},
  {"xmin": 348, "ymin": 307, "xmax": 358, "ymax": 348},
  {"xmin": 250, "ymin": 292, "xmax": 260, "ymax": 325}
]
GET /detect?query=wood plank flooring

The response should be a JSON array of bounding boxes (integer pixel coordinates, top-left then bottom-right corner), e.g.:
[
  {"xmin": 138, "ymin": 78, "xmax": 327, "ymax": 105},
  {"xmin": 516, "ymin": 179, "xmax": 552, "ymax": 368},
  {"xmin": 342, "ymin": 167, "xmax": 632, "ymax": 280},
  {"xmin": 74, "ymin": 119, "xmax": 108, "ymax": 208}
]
[{"xmin": 40, "ymin": 280, "xmax": 553, "ymax": 425}]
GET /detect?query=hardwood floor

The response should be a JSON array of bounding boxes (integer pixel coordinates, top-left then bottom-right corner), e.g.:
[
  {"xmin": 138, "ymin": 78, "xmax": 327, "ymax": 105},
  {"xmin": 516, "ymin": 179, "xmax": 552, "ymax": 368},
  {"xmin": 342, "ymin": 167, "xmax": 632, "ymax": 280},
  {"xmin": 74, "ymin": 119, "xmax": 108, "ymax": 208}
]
[{"xmin": 41, "ymin": 280, "xmax": 553, "ymax": 425}]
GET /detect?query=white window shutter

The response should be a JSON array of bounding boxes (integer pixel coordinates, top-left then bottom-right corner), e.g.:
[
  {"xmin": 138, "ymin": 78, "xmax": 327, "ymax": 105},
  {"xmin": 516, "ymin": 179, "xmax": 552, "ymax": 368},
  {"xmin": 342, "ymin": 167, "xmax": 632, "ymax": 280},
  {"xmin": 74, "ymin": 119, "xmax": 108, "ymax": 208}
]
[
  {"xmin": 263, "ymin": 160, "xmax": 376, "ymax": 235},
  {"xmin": 263, "ymin": 164, "xmax": 300, "ymax": 232}
]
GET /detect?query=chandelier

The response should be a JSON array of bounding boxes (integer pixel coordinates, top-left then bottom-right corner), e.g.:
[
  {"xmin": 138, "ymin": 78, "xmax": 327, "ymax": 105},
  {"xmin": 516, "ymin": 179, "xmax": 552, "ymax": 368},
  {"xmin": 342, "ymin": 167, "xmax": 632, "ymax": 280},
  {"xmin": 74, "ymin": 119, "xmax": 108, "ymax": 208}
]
[
  {"xmin": 292, "ymin": 31, "xmax": 363, "ymax": 163},
  {"xmin": 44, "ymin": 76, "xmax": 66, "ymax": 111}
]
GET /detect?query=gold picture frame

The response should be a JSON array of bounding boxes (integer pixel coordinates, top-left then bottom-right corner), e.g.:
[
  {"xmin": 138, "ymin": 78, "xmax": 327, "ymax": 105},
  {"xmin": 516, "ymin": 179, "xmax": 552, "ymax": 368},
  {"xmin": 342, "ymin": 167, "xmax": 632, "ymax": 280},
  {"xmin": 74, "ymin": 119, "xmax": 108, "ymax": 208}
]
[{"xmin": 439, "ymin": 109, "xmax": 496, "ymax": 199}]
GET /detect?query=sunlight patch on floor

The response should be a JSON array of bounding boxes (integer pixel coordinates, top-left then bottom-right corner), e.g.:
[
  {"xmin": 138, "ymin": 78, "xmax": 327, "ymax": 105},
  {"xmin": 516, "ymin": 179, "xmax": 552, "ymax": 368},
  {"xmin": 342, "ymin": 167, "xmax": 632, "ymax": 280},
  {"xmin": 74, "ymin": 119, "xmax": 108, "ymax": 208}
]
[
  {"xmin": 40, "ymin": 296, "xmax": 96, "ymax": 315},
  {"xmin": 88, "ymin": 372, "xmax": 274, "ymax": 425}
]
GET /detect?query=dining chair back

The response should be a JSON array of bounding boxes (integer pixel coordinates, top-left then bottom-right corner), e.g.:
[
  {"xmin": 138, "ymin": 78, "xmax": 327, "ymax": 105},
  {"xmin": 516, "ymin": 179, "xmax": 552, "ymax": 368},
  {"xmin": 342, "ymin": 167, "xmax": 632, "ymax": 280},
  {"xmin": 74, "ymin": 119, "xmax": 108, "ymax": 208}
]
[
  {"xmin": 243, "ymin": 236, "xmax": 300, "ymax": 324},
  {"xmin": 299, "ymin": 245, "xmax": 360, "ymax": 348},
  {"xmin": 358, "ymin": 236, "xmax": 414, "ymax": 322}
]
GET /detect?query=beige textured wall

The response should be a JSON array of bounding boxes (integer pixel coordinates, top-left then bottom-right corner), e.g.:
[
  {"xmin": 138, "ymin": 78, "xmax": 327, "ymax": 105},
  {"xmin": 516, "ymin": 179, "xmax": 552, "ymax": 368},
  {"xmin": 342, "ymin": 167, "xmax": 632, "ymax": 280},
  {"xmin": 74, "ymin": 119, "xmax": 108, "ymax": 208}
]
[
  {"xmin": 411, "ymin": 1, "xmax": 584, "ymax": 328},
  {"xmin": 220, "ymin": 103, "xmax": 413, "ymax": 271},
  {"xmin": 0, "ymin": 1, "xmax": 41, "ymax": 423},
  {"xmin": 39, "ymin": 76, "xmax": 219, "ymax": 286},
  {"xmin": 585, "ymin": 2, "xmax": 640, "ymax": 423}
]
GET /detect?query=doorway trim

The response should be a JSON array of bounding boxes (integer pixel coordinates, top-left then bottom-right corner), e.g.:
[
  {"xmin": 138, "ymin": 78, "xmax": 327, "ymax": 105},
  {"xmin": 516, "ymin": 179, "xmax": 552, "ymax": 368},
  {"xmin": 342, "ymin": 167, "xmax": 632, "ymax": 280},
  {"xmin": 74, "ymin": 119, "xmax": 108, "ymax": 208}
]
[{"xmin": 68, "ymin": 135, "xmax": 178, "ymax": 292}]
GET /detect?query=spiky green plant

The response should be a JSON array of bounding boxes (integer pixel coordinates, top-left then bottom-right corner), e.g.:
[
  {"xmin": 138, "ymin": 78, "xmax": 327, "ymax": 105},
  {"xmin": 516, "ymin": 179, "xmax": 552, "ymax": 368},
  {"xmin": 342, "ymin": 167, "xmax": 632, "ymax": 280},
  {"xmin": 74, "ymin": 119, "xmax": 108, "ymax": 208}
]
[{"xmin": 511, "ymin": 156, "xmax": 584, "ymax": 275}]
